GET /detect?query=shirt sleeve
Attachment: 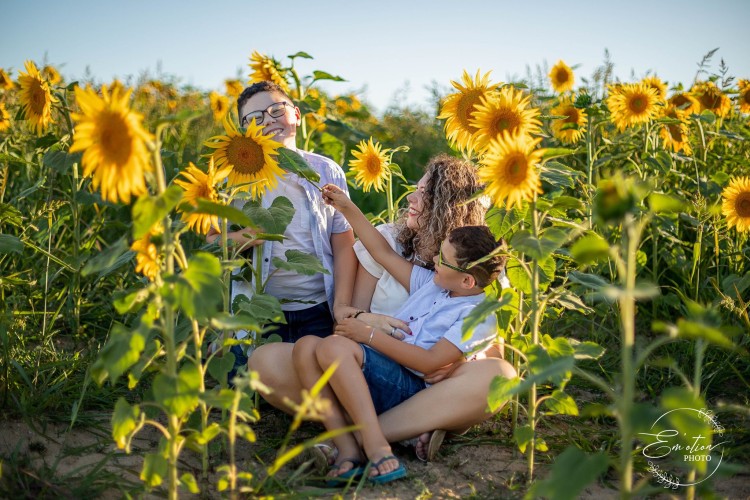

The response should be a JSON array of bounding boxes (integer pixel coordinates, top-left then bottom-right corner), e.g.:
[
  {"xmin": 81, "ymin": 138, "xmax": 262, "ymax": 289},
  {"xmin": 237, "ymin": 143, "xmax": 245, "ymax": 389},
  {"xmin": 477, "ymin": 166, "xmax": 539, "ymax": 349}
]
[
  {"xmin": 409, "ymin": 265, "xmax": 436, "ymax": 295},
  {"xmin": 443, "ymin": 303, "xmax": 497, "ymax": 355}
]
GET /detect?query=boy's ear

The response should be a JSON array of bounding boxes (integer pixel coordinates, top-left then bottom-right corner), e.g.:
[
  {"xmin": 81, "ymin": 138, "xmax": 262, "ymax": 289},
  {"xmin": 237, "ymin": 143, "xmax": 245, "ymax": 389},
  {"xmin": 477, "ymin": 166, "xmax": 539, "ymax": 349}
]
[
  {"xmin": 293, "ymin": 106, "xmax": 302, "ymax": 125},
  {"xmin": 461, "ymin": 273, "xmax": 477, "ymax": 290}
]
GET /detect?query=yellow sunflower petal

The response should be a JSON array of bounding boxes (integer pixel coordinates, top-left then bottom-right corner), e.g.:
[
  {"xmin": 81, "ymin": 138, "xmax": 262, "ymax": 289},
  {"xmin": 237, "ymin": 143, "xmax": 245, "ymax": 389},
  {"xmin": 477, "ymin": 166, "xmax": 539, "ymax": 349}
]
[
  {"xmin": 478, "ymin": 135, "xmax": 544, "ymax": 209},
  {"xmin": 722, "ymin": 176, "xmax": 750, "ymax": 233},
  {"xmin": 549, "ymin": 60, "xmax": 575, "ymax": 93},
  {"xmin": 348, "ymin": 137, "xmax": 390, "ymax": 192},
  {"xmin": 204, "ymin": 117, "xmax": 284, "ymax": 199},
  {"xmin": 17, "ymin": 60, "xmax": 58, "ymax": 135},
  {"xmin": 550, "ymin": 97, "xmax": 587, "ymax": 144},
  {"xmin": 606, "ymin": 83, "xmax": 661, "ymax": 131},
  {"xmin": 470, "ymin": 86, "xmax": 541, "ymax": 152},
  {"xmin": 70, "ymin": 84, "xmax": 153, "ymax": 204},
  {"xmin": 438, "ymin": 69, "xmax": 498, "ymax": 152}
]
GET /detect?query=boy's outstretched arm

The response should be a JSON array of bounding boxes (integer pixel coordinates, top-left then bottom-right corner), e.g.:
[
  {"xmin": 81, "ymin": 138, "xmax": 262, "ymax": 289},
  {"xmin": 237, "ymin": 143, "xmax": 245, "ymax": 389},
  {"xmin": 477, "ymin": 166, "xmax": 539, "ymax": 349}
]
[{"xmin": 322, "ymin": 184, "xmax": 413, "ymax": 291}]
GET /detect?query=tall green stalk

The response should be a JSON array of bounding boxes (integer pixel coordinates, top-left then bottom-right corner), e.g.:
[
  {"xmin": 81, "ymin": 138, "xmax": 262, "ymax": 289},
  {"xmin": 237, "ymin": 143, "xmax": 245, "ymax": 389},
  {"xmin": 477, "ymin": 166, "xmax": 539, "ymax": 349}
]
[{"xmin": 527, "ymin": 199, "xmax": 541, "ymax": 484}]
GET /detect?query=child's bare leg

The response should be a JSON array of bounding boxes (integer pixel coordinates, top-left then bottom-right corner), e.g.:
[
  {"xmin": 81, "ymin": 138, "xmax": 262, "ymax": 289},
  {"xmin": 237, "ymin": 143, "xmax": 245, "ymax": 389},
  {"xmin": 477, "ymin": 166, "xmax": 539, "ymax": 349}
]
[
  {"xmin": 315, "ymin": 336, "xmax": 400, "ymax": 477},
  {"xmin": 292, "ymin": 336, "xmax": 364, "ymax": 474}
]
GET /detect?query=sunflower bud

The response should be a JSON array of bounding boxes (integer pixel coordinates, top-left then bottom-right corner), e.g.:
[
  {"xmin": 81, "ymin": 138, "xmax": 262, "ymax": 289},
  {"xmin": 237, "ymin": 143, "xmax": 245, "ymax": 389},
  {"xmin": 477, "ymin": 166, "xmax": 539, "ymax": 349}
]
[{"xmin": 593, "ymin": 174, "xmax": 639, "ymax": 225}]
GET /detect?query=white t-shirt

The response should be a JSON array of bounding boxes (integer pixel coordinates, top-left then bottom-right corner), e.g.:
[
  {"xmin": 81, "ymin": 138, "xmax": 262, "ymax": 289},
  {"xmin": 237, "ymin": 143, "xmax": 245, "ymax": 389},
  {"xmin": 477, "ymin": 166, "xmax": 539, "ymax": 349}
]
[{"xmin": 352, "ymin": 223, "xmax": 410, "ymax": 315}]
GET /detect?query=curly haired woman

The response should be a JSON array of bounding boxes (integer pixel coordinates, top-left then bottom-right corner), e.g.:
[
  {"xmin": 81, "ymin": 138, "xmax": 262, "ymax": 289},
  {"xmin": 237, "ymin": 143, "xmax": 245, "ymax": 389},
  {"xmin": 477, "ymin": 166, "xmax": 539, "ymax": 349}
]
[{"xmin": 248, "ymin": 154, "xmax": 515, "ymax": 465}]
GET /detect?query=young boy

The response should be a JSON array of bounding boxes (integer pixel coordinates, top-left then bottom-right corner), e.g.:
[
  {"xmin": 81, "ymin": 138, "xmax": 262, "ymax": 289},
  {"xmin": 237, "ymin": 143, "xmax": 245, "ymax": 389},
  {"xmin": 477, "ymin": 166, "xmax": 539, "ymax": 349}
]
[
  {"xmin": 292, "ymin": 183, "xmax": 506, "ymax": 483},
  {"xmin": 207, "ymin": 81, "xmax": 357, "ymax": 352}
]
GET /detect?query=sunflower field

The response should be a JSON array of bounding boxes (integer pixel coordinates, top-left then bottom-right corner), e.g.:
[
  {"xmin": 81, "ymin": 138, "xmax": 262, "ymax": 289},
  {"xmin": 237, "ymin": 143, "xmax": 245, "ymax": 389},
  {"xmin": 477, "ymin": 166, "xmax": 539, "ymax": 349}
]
[{"xmin": 0, "ymin": 49, "xmax": 749, "ymax": 498}]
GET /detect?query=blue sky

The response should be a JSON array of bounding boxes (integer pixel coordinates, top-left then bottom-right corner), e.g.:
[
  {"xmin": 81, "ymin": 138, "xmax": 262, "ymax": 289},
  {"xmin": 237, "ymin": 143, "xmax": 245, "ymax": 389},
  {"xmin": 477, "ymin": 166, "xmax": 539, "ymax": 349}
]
[{"xmin": 2, "ymin": 0, "xmax": 749, "ymax": 113}]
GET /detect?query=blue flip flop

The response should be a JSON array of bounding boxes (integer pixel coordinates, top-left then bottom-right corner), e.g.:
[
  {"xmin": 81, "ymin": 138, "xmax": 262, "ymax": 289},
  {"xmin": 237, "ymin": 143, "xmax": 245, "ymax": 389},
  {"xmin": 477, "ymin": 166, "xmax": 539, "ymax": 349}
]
[
  {"xmin": 369, "ymin": 455, "xmax": 407, "ymax": 484},
  {"xmin": 325, "ymin": 458, "xmax": 366, "ymax": 487}
]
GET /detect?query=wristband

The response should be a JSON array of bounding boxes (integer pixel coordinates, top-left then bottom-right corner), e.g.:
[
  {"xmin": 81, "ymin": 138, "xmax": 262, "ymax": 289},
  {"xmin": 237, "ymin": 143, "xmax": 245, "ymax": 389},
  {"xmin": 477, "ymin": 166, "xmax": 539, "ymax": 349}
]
[{"xmin": 367, "ymin": 327, "xmax": 375, "ymax": 346}]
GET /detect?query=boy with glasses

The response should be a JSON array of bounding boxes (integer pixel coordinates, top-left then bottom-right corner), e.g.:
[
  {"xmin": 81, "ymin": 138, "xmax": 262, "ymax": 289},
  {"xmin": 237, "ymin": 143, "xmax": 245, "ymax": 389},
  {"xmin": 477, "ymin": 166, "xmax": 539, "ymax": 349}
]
[
  {"xmin": 291, "ymin": 183, "xmax": 509, "ymax": 484},
  {"xmin": 208, "ymin": 81, "xmax": 357, "ymax": 356}
]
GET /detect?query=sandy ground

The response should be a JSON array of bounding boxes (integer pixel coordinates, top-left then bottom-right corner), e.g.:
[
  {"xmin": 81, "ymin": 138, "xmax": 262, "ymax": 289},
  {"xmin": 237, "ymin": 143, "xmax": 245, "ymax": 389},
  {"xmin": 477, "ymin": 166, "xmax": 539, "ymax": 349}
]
[{"xmin": 1, "ymin": 412, "xmax": 748, "ymax": 499}]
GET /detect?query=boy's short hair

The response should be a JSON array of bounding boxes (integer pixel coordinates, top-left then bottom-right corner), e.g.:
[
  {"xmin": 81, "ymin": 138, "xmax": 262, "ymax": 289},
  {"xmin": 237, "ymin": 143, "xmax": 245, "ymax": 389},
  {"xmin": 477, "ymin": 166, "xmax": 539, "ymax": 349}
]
[
  {"xmin": 448, "ymin": 226, "xmax": 507, "ymax": 288},
  {"xmin": 237, "ymin": 81, "xmax": 293, "ymax": 121}
]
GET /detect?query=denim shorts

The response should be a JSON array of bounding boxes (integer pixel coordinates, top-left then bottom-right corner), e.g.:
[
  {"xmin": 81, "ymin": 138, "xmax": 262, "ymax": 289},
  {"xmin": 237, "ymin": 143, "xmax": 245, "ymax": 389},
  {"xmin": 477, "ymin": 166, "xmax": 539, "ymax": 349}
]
[{"xmin": 360, "ymin": 344, "xmax": 427, "ymax": 414}]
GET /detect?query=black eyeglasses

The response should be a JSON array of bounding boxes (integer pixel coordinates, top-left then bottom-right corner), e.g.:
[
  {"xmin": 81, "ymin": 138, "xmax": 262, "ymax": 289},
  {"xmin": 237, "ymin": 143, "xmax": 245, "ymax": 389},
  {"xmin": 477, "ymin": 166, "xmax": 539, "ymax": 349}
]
[
  {"xmin": 240, "ymin": 101, "xmax": 293, "ymax": 127},
  {"xmin": 438, "ymin": 247, "xmax": 470, "ymax": 273}
]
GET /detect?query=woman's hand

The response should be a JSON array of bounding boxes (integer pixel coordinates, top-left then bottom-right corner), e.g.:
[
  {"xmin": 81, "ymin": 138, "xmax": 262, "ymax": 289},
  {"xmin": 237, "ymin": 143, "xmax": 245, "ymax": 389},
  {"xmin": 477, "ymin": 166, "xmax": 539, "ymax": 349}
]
[
  {"xmin": 333, "ymin": 304, "xmax": 360, "ymax": 323},
  {"xmin": 358, "ymin": 312, "xmax": 411, "ymax": 340},
  {"xmin": 322, "ymin": 184, "xmax": 354, "ymax": 212},
  {"xmin": 333, "ymin": 317, "xmax": 372, "ymax": 343},
  {"xmin": 422, "ymin": 358, "xmax": 465, "ymax": 384}
]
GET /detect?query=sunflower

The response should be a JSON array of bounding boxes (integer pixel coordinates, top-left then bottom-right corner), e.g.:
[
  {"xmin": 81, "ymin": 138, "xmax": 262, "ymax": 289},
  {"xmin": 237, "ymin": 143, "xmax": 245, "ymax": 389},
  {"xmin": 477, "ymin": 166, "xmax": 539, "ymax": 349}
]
[
  {"xmin": 606, "ymin": 83, "xmax": 660, "ymax": 131},
  {"xmin": 737, "ymin": 79, "xmax": 750, "ymax": 114},
  {"xmin": 174, "ymin": 158, "xmax": 230, "ymax": 234},
  {"xmin": 659, "ymin": 107, "xmax": 692, "ymax": 155},
  {"xmin": 478, "ymin": 135, "xmax": 544, "ymax": 209},
  {"xmin": 348, "ymin": 137, "xmax": 390, "ymax": 192},
  {"xmin": 248, "ymin": 51, "xmax": 290, "ymax": 93},
  {"xmin": 70, "ymin": 84, "xmax": 153, "ymax": 204},
  {"xmin": 550, "ymin": 97, "xmax": 587, "ymax": 144},
  {"xmin": 549, "ymin": 60, "xmax": 575, "ymax": 93},
  {"xmin": 691, "ymin": 81, "xmax": 731, "ymax": 117},
  {"xmin": 42, "ymin": 65, "xmax": 62, "ymax": 85},
  {"xmin": 204, "ymin": 118, "xmax": 284, "ymax": 199},
  {"xmin": 469, "ymin": 86, "xmax": 541, "ymax": 152},
  {"xmin": 17, "ymin": 60, "xmax": 57, "ymax": 135},
  {"xmin": 641, "ymin": 76, "xmax": 667, "ymax": 101},
  {"xmin": 438, "ymin": 70, "xmax": 497, "ymax": 151},
  {"xmin": 721, "ymin": 176, "xmax": 750, "ymax": 232},
  {"xmin": 0, "ymin": 103, "xmax": 10, "ymax": 132},
  {"xmin": 225, "ymin": 79, "xmax": 244, "ymax": 99},
  {"xmin": 668, "ymin": 91, "xmax": 700, "ymax": 115},
  {"xmin": 0, "ymin": 68, "xmax": 13, "ymax": 90},
  {"xmin": 209, "ymin": 91, "xmax": 230, "ymax": 122},
  {"xmin": 131, "ymin": 225, "xmax": 161, "ymax": 281},
  {"xmin": 305, "ymin": 88, "xmax": 327, "ymax": 132}
]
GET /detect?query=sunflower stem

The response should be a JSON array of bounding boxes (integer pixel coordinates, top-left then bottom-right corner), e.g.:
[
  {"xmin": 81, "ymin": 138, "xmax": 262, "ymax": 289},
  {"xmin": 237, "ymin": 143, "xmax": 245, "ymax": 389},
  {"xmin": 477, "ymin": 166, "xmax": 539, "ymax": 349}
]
[
  {"xmin": 586, "ymin": 113, "xmax": 594, "ymax": 229},
  {"xmin": 386, "ymin": 170, "xmax": 395, "ymax": 223},
  {"xmin": 527, "ymin": 197, "xmax": 541, "ymax": 485}
]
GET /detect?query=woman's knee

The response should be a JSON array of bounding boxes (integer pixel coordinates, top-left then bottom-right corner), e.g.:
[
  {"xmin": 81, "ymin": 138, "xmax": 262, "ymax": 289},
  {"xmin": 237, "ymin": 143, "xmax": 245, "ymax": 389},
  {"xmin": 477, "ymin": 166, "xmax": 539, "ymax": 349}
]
[
  {"xmin": 292, "ymin": 335, "xmax": 321, "ymax": 368},
  {"xmin": 248, "ymin": 342, "xmax": 294, "ymax": 385}
]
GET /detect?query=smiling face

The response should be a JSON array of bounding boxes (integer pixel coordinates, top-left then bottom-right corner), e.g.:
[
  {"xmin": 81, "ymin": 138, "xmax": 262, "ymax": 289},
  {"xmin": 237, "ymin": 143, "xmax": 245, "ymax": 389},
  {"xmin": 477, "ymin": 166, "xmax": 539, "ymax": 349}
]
[
  {"xmin": 405, "ymin": 173, "xmax": 430, "ymax": 231},
  {"xmin": 239, "ymin": 90, "xmax": 301, "ymax": 148}
]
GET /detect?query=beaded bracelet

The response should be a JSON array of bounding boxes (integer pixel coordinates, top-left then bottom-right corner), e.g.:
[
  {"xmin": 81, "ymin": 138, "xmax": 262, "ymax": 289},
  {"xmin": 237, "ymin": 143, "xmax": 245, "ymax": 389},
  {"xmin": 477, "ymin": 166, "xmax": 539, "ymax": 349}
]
[{"xmin": 353, "ymin": 310, "xmax": 366, "ymax": 319}]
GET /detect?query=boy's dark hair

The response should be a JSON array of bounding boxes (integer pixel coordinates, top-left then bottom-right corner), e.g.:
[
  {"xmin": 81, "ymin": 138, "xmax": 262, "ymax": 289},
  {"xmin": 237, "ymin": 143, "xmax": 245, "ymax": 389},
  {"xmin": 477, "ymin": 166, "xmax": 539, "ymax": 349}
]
[
  {"xmin": 448, "ymin": 226, "xmax": 507, "ymax": 288},
  {"xmin": 237, "ymin": 81, "xmax": 293, "ymax": 121}
]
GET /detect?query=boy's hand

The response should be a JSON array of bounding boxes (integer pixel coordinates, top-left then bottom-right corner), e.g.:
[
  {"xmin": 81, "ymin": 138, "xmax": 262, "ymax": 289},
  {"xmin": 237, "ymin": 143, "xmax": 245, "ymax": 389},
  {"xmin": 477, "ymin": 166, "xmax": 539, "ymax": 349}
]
[
  {"xmin": 422, "ymin": 358, "xmax": 464, "ymax": 384},
  {"xmin": 333, "ymin": 304, "xmax": 360, "ymax": 323},
  {"xmin": 322, "ymin": 184, "xmax": 354, "ymax": 212}
]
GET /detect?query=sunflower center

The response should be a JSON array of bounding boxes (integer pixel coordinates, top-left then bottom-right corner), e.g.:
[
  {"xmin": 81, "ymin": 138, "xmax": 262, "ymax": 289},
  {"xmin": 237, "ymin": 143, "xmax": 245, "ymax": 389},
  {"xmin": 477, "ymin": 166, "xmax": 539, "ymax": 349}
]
[
  {"xmin": 493, "ymin": 109, "xmax": 521, "ymax": 134},
  {"xmin": 564, "ymin": 108, "xmax": 579, "ymax": 123},
  {"xmin": 699, "ymin": 91, "xmax": 721, "ymax": 110},
  {"xmin": 741, "ymin": 91, "xmax": 750, "ymax": 106},
  {"xmin": 30, "ymin": 83, "xmax": 48, "ymax": 114},
  {"xmin": 671, "ymin": 95, "xmax": 689, "ymax": 109},
  {"xmin": 227, "ymin": 136, "xmax": 265, "ymax": 175},
  {"xmin": 504, "ymin": 154, "xmax": 529, "ymax": 185},
  {"xmin": 667, "ymin": 123, "xmax": 684, "ymax": 142},
  {"xmin": 628, "ymin": 95, "xmax": 647, "ymax": 114},
  {"xmin": 736, "ymin": 192, "xmax": 750, "ymax": 217},
  {"xmin": 364, "ymin": 154, "xmax": 384, "ymax": 176},
  {"xmin": 98, "ymin": 111, "xmax": 133, "ymax": 165},
  {"xmin": 555, "ymin": 69, "xmax": 570, "ymax": 84}
]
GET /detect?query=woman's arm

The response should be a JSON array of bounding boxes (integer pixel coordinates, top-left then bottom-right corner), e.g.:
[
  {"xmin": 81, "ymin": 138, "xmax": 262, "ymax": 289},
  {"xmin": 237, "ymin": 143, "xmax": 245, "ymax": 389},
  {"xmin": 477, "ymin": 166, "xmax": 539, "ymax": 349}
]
[
  {"xmin": 322, "ymin": 184, "xmax": 413, "ymax": 290},
  {"xmin": 351, "ymin": 263, "xmax": 378, "ymax": 311},
  {"xmin": 331, "ymin": 229, "xmax": 357, "ymax": 323}
]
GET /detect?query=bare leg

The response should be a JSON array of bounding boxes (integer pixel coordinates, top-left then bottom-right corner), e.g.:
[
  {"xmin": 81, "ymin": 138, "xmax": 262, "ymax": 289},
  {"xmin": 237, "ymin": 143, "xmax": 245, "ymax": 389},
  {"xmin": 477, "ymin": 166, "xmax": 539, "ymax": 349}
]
[
  {"xmin": 293, "ymin": 336, "xmax": 365, "ymax": 476},
  {"xmin": 379, "ymin": 358, "xmax": 516, "ymax": 443},
  {"xmin": 315, "ymin": 336, "xmax": 400, "ymax": 477},
  {"xmin": 247, "ymin": 342, "xmax": 302, "ymax": 413}
]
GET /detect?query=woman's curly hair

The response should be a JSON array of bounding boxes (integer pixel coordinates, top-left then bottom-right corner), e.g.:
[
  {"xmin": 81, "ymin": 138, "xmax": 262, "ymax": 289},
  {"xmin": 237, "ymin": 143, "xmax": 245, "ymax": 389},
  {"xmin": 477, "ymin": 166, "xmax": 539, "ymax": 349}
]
[{"xmin": 397, "ymin": 154, "xmax": 487, "ymax": 268}]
